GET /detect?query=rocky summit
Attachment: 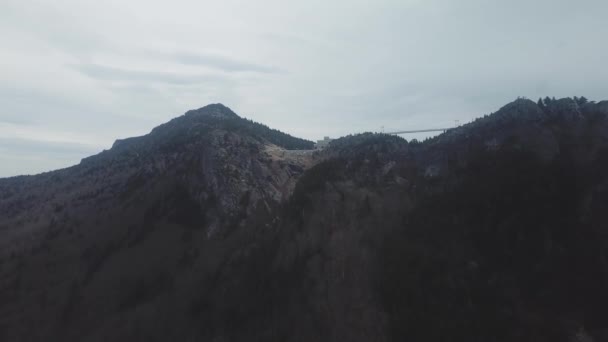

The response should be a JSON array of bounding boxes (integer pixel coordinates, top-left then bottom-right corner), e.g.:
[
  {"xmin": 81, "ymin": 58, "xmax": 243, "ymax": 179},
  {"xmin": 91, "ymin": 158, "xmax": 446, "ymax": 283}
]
[{"xmin": 1, "ymin": 98, "xmax": 608, "ymax": 341}]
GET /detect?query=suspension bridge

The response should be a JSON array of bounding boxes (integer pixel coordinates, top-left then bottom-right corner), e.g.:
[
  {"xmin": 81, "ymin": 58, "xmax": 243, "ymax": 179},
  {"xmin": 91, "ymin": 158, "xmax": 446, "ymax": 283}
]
[
  {"xmin": 315, "ymin": 124, "xmax": 459, "ymax": 148},
  {"xmin": 384, "ymin": 120, "xmax": 460, "ymax": 135},
  {"xmin": 385, "ymin": 128, "xmax": 452, "ymax": 135}
]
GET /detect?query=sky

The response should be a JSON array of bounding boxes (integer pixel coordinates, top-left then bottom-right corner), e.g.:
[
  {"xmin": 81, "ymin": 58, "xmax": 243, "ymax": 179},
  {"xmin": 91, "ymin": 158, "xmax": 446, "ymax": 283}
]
[{"xmin": 1, "ymin": 0, "xmax": 607, "ymax": 177}]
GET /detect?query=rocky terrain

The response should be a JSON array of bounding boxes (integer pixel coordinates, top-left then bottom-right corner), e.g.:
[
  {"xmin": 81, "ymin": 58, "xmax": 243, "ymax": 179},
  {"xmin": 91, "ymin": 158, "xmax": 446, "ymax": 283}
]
[{"xmin": 1, "ymin": 98, "xmax": 607, "ymax": 341}]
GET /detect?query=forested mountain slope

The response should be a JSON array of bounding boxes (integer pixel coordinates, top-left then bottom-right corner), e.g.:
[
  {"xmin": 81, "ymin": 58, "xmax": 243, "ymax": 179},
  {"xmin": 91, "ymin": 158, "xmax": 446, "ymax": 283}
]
[{"xmin": 1, "ymin": 98, "xmax": 607, "ymax": 341}]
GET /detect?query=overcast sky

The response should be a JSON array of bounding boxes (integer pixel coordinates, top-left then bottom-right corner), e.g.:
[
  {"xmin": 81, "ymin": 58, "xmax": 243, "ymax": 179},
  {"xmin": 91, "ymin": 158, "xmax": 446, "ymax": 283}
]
[{"xmin": 1, "ymin": 0, "xmax": 607, "ymax": 177}]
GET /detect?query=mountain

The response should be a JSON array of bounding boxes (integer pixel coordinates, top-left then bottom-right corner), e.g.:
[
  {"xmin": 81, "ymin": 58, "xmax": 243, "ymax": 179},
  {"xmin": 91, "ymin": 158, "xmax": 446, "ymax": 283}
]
[
  {"xmin": 1, "ymin": 98, "xmax": 607, "ymax": 341},
  {"xmin": 0, "ymin": 104, "xmax": 316, "ymax": 341}
]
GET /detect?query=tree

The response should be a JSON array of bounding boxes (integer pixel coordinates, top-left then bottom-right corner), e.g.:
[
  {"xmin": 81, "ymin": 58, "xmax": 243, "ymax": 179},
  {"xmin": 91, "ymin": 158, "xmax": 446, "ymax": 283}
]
[
  {"xmin": 577, "ymin": 96, "xmax": 588, "ymax": 106},
  {"xmin": 537, "ymin": 98, "xmax": 545, "ymax": 109}
]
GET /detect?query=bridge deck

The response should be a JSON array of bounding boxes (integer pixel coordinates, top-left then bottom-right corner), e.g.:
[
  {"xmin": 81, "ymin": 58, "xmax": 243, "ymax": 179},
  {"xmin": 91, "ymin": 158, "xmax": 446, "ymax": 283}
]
[{"xmin": 386, "ymin": 128, "xmax": 451, "ymax": 134}]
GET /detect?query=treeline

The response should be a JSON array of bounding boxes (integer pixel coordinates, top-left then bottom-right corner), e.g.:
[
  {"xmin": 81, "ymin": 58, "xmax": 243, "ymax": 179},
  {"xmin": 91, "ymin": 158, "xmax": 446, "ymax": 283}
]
[
  {"xmin": 237, "ymin": 118, "xmax": 314, "ymax": 150},
  {"xmin": 327, "ymin": 132, "xmax": 406, "ymax": 155},
  {"xmin": 537, "ymin": 95, "xmax": 589, "ymax": 108},
  {"xmin": 537, "ymin": 96, "xmax": 608, "ymax": 120}
]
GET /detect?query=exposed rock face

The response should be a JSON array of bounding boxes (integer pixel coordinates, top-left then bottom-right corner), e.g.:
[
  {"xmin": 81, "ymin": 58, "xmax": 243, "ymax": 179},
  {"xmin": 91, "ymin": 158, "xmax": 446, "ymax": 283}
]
[{"xmin": 1, "ymin": 98, "xmax": 608, "ymax": 342}]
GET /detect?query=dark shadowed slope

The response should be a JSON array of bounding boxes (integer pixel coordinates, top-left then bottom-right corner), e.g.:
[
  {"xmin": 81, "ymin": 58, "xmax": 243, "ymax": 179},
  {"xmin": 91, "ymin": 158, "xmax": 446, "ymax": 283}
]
[{"xmin": 278, "ymin": 97, "xmax": 608, "ymax": 342}]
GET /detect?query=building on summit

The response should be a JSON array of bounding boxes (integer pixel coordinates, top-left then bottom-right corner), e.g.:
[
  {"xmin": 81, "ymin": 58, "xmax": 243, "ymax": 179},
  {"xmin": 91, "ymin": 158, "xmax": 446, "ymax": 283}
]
[{"xmin": 315, "ymin": 136, "xmax": 333, "ymax": 149}]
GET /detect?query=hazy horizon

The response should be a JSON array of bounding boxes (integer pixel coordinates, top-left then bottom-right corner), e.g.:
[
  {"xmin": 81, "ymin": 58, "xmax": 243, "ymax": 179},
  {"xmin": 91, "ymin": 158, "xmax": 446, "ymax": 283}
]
[{"xmin": 2, "ymin": 0, "xmax": 608, "ymax": 177}]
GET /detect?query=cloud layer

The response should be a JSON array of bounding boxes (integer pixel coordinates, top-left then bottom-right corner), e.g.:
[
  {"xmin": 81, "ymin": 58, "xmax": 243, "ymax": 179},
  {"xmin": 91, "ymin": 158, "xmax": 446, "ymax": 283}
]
[{"xmin": 1, "ymin": 0, "xmax": 608, "ymax": 176}]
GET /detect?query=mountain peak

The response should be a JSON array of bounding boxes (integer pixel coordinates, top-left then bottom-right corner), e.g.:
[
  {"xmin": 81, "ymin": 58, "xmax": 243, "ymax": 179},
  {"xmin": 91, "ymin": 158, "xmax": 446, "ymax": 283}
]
[
  {"xmin": 184, "ymin": 103, "xmax": 240, "ymax": 119},
  {"xmin": 146, "ymin": 103, "xmax": 240, "ymax": 139},
  {"xmin": 103, "ymin": 104, "xmax": 312, "ymax": 157},
  {"xmin": 493, "ymin": 97, "xmax": 546, "ymax": 122}
]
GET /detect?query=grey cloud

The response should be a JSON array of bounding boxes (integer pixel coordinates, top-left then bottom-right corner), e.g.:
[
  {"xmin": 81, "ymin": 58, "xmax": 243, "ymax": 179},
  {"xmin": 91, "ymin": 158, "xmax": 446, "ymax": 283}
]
[
  {"xmin": 73, "ymin": 64, "xmax": 229, "ymax": 85},
  {"xmin": 172, "ymin": 52, "xmax": 282, "ymax": 74},
  {"xmin": 0, "ymin": 115, "xmax": 34, "ymax": 125},
  {"xmin": 0, "ymin": 137, "xmax": 99, "ymax": 156},
  {"xmin": 0, "ymin": 137, "xmax": 100, "ymax": 176},
  {"xmin": 1, "ymin": 1, "xmax": 113, "ymax": 58},
  {"xmin": 0, "ymin": 84, "xmax": 135, "ymax": 133}
]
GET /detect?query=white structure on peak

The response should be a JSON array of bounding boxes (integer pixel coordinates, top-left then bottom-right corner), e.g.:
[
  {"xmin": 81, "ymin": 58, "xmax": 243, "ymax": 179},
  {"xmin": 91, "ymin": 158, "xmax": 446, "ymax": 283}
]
[{"xmin": 315, "ymin": 136, "xmax": 333, "ymax": 149}]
